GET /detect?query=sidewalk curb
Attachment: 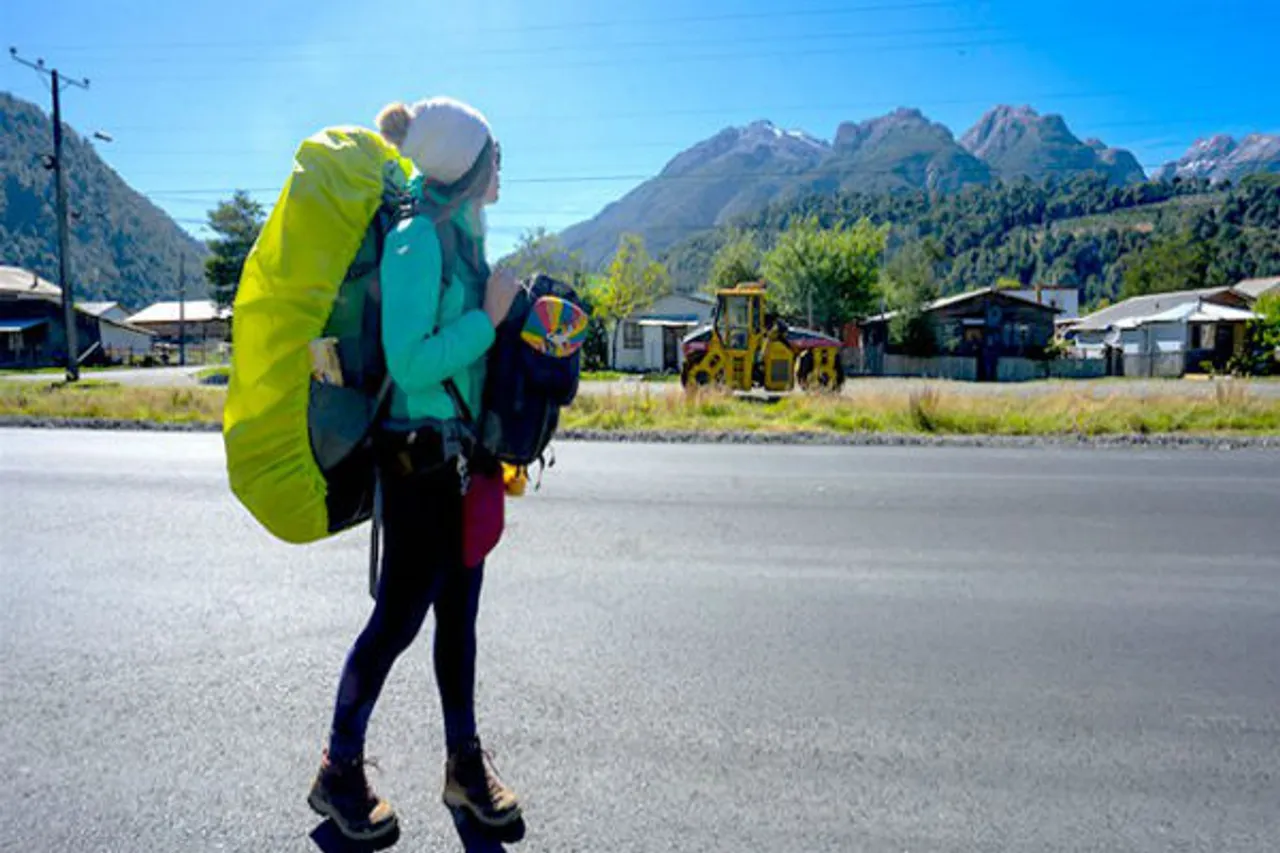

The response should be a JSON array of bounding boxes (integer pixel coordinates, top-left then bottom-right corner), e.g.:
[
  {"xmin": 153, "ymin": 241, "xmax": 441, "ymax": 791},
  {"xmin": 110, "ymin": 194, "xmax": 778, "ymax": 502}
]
[{"xmin": 2, "ymin": 416, "xmax": 1278, "ymax": 450}]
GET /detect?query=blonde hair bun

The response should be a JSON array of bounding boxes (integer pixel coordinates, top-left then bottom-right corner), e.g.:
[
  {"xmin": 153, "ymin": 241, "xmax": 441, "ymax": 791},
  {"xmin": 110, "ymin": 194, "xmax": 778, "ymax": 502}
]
[{"xmin": 375, "ymin": 102, "xmax": 412, "ymax": 148}]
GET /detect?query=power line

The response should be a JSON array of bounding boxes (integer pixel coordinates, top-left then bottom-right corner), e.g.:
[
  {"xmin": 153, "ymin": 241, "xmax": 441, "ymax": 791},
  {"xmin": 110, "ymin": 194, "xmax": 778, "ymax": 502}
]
[
  {"xmin": 60, "ymin": 23, "xmax": 1004, "ymax": 67},
  {"xmin": 151, "ymin": 164, "xmax": 1209, "ymax": 240},
  {"xmin": 9, "ymin": 46, "xmax": 92, "ymax": 383},
  {"xmin": 96, "ymin": 90, "xmax": 1231, "ymax": 133},
  {"xmin": 32, "ymin": 1, "xmax": 967, "ymax": 52},
  {"xmin": 88, "ymin": 36, "xmax": 1017, "ymax": 83},
  {"xmin": 177, "ymin": 194, "xmax": 1234, "ymax": 244},
  {"xmin": 134, "ymin": 157, "xmax": 1190, "ymax": 199},
  {"xmin": 123, "ymin": 109, "xmax": 1257, "ymax": 197}
]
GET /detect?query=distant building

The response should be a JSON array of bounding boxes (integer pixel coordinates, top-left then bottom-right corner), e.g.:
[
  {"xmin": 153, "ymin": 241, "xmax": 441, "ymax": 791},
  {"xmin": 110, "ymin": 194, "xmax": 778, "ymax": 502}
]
[
  {"xmin": 1006, "ymin": 285, "xmax": 1080, "ymax": 319},
  {"xmin": 78, "ymin": 301, "xmax": 154, "ymax": 360},
  {"xmin": 1234, "ymin": 276, "xmax": 1280, "ymax": 301},
  {"xmin": 0, "ymin": 266, "xmax": 151, "ymax": 368},
  {"xmin": 128, "ymin": 299, "xmax": 231, "ymax": 364},
  {"xmin": 609, "ymin": 292, "xmax": 715, "ymax": 372},
  {"xmin": 858, "ymin": 287, "xmax": 1060, "ymax": 381},
  {"xmin": 77, "ymin": 301, "xmax": 130, "ymax": 324},
  {"xmin": 1062, "ymin": 286, "xmax": 1257, "ymax": 376}
]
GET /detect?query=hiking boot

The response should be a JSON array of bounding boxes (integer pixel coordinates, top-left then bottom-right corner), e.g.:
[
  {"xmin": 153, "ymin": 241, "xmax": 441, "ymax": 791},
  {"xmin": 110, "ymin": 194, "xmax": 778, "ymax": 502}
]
[
  {"xmin": 307, "ymin": 750, "xmax": 398, "ymax": 842},
  {"xmin": 442, "ymin": 738, "xmax": 522, "ymax": 829}
]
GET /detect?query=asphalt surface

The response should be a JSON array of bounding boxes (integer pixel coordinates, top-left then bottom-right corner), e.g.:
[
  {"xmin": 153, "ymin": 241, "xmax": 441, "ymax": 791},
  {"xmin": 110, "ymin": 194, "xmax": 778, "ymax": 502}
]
[
  {"xmin": 0, "ymin": 365, "xmax": 212, "ymax": 386},
  {"xmin": 1, "ymin": 430, "xmax": 1278, "ymax": 852}
]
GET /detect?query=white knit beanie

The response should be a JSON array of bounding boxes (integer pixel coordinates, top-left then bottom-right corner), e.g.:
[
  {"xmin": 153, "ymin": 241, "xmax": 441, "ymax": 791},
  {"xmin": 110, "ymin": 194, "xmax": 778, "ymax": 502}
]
[{"xmin": 400, "ymin": 97, "xmax": 493, "ymax": 186}]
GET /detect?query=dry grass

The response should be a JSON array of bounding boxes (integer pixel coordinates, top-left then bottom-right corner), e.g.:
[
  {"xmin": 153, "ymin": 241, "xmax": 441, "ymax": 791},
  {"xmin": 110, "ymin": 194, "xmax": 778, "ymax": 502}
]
[
  {"xmin": 2, "ymin": 378, "xmax": 1278, "ymax": 436},
  {"xmin": 0, "ymin": 381, "xmax": 224, "ymax": 424},
  {"xmin": 564, "ymin": 382, "xmax": 1280, "ymax": 436}
]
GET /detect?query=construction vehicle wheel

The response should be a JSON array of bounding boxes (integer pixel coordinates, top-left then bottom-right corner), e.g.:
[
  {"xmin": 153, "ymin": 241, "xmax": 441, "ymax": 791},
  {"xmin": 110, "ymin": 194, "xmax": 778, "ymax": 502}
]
[
  {"xmin": 681, "ymin": 354, "xmax": 704, "ymax": 389},
  {"xmin": 695, "ymin": 363, "xmax": 727, "ymax": 389},
  {"xmin": 811, "ymin": 366, "xmax": 839, "ymax": 392},
  {"xmin": 795, "ymin": 351, "xmax": 814, "ymax": 390},
  {"xmin": 796, "ymin": 350, "xmax": 843, "ymax": 393}
]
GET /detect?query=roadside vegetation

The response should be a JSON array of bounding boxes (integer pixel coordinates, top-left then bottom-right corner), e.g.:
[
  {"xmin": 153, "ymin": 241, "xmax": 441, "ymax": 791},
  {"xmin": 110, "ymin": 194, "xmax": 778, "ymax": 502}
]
[
  {"xmin": 563, "ymin": 383, "xmax": 1280, "ymax": 436},
  {"xmin": 0, "ymin": 382, "xmax": 224, "ymax": 425},
  {"xmin": 4, "ymin": 379, "xmax": 1278, "ymax": 437}
]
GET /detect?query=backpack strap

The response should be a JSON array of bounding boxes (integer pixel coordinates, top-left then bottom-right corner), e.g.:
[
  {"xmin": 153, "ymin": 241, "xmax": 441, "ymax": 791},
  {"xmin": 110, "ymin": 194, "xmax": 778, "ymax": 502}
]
[
  {"xmin": 368, "ymin": 474, "xmax": 383, "ymax": 600},
  {"xmin": 430, "ymin": 218, "xmax": 480, "ymax": 426},
  {"xmin": 364, "ymin": 200, "xmax": 408, "ymax": 422},
  {"xmin": 379, "ymin": 194, "xmax": 481, "ymax": 427}
]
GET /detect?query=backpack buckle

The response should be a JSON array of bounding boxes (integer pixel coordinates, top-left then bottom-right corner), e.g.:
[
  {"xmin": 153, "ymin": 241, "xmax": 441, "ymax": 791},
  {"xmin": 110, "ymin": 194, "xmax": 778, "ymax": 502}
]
[{"xmin": 456, "ymin": 453, "xmax": 470, "ymax": 496}]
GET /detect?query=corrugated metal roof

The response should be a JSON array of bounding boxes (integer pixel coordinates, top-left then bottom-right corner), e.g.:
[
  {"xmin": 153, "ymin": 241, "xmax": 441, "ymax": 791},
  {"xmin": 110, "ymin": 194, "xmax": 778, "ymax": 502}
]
[
  {"xmin": 77, "ymin": 301, "xmax": 119, "ymax": 317},
  {"xmin": 0, "ymin": 317, "xmax": 50, "ymax": 333},
  {"xmin": 128, "ymin": 300, "xmax": 229, "ymax": 324},
  {"xmin": 636, "ymin": 313, "xmax": 704, "ymax": 323},
  {"xmin": 1235, "ymin": 277, "xmax": 1280, "ymax": 299},
  {"xmin": 0, "ymin": 266, "xmax": 61, "ymax": 299},
  {"xmin": 638, "ymin": 319, "xmax": 700, "ymax": 327},
  {"xmin": 863, "ymin": 286, "xmax": 1058, "ymax": 323},
  {"xmin": 1072, "ymin": 287, "xmax": 1241, "ymax": 332},
  {"xmin": 1117, "ymin": 300, "xmax": 1259, "ymax": 328},
  {"xmin": 98, "ymin": 315, "xmax": 156, "ymax": 336},
  {"xmin": 1186, "ymin": 304, "xmax": 1259, "ymax": 323}
]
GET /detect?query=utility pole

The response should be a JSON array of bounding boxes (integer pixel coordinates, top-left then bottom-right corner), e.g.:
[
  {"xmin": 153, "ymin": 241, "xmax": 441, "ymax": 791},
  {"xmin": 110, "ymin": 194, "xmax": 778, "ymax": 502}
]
[
  {"xmin": 11, "ymin": 47, "xmax": 90, "ymax": 383},
  {"xmin": 178, "ymin": 255, "xmax": 187, "ymax": 367}
]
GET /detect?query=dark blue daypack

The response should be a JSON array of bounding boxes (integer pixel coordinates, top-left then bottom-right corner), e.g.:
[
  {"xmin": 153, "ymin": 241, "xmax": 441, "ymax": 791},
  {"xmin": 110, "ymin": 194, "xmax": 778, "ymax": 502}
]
[{"xmin": 477, "ymin": 273, "xmax": 585, "ymax": 474}]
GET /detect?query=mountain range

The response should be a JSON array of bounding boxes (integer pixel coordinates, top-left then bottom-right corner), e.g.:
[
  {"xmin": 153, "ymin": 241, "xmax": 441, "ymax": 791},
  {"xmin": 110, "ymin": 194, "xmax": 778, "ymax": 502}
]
[
  {"xmin": 1153, "ymin": 133, "xmax": 1280, "ymax": 184},
  {"xmin": 0, "ymin": 91, "xmax": 206, "ymax": 311},
  {"xmin": 3, "ymin": 89, "xmax": 1276, "ymax": 303},
  {"xmin": 958, "ymin": 105, "xmax": 1145, "ymax": 186},
  {"xmin": 560, "ymin": 105, "xmax": 1280, "ymax": 268}
]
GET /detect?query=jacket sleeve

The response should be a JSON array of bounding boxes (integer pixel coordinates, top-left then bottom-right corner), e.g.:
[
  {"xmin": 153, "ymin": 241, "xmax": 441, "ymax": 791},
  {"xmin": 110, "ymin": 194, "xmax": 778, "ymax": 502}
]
[{"xmin": 379, "ymin": 216, "xmax": 495, "ymax": 394}]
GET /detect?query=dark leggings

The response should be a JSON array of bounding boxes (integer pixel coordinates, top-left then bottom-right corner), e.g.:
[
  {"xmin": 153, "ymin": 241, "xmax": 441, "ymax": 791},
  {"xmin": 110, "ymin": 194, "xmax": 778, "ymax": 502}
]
[{"xmin": 327, "ymin": 462, "xmax": 483, "ymax": 762}]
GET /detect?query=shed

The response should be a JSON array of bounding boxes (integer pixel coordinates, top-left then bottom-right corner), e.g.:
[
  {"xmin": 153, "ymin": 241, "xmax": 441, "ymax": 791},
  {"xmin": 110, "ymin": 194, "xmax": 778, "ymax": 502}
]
[
  {"xmin": 609, "ymin": 292, "xmax": 715, "ymax": 372},
  {"xmin": 0, "ymin": 267, "xmax": 103, "ymax": 368},
  {"xmin": 860, "ymin": 287, "xmax": 1059, "ymax": 381}
]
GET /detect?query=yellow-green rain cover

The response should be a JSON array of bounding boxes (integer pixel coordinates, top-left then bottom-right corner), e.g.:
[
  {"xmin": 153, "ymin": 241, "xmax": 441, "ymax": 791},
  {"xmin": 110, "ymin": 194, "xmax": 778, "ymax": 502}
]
[{"xmin": 223, "ymin": 126, "xmax": 411, "ymax": 544}]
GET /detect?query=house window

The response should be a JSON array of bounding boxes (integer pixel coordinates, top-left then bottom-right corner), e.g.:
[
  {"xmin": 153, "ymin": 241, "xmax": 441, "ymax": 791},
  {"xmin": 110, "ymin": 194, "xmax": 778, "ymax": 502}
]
[
  {"xmin": 1198, "ymin": 324, "xmax": 1215, "ymax": 350},
  {"xmin": 622, "ymin": 321, "xmax": 643, "ymax": 350}
]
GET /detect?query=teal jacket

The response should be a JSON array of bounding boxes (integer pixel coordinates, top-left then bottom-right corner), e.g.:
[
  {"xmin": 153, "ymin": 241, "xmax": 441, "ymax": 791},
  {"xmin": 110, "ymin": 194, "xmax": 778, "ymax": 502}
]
[{"xmin": 379, "ymin": 177, "xmax": 494, "ymax": 424}]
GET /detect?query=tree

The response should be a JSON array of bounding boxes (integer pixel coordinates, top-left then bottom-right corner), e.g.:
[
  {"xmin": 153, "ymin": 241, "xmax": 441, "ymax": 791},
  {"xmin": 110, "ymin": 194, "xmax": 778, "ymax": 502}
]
[
  {"xmin": 760, "ymin": 215, "xmax": 886, "ymax": 333},
  {"xmin": 1247, "ymin": 291, "xmax": 1280, "ymax": 375},
  {"xmin": 883, "ymin": 240, "xmax": 943, "ymax": 355},
  {"xmin": 499, "ymin": 226, "xmax": 585, "ymax": 282},
  {"xmin": 205, "ymin": 191, "xmax": 266, "ymax": 310},
  {"xmin": 593, "ymin": 234, "xmax": 672, "ymax": 367},
  {"xmin": 661, "ymin": 174, "xmax": 1280, "ymax": 310},
  {"xmin": 705, "ymin": 229, "xmax": 763, "ymax": 294},
  {"xmin": 1119, "ymin": 230, "xmax": 1212, "ymax": 299},
  {"xmin": 568, "ymin": 275, "xmax": 612, "ymax": 372}
]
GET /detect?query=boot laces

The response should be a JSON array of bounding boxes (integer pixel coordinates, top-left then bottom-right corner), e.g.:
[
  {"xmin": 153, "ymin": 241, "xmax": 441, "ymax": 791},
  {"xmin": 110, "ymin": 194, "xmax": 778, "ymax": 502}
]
[
  {"xmin": 480, "ymin": 749, "xmax": 507, "ymax": 800},
  {"xmin": 331, "ymin": 754, "xmax": 382, "ymax": 804},
  {"xmin": 459, "ymin": 746, "xmax": 507, "ymax": 802}
]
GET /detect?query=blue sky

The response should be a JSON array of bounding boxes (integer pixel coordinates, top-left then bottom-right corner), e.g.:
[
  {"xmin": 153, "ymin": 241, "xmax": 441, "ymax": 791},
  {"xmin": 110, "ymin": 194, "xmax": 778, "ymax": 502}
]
[{"xmin": 4, "ymin": 0, "xmax": 1278, "ymax": 259}]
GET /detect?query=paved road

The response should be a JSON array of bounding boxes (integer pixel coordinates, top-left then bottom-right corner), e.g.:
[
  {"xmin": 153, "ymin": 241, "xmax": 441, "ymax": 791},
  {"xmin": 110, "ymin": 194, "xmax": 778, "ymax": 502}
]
[
  {"xmin": 1, "ymin": 430, "xmax": 1278, "ymax": 852},
  {"xmin": 0, "ymin": 365, "xmax": 213, "ymax": 387}
]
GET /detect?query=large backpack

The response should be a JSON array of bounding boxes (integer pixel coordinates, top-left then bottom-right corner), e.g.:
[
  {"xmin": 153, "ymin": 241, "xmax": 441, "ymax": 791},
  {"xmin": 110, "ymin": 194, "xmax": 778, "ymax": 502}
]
[
  {"xmin": 477, "ymin": 273, "xmax": 587, "ymax": 474},
  {"xmin": 223, "ymin": 126, "xmax": 419, "ymax": 545}
]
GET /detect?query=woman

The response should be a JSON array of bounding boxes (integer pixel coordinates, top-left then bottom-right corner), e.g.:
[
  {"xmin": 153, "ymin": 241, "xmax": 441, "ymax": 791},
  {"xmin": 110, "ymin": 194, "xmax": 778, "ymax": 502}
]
[{"xmin": 307, "ymin": 96, "xmax": 523, "ymax": 843}]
